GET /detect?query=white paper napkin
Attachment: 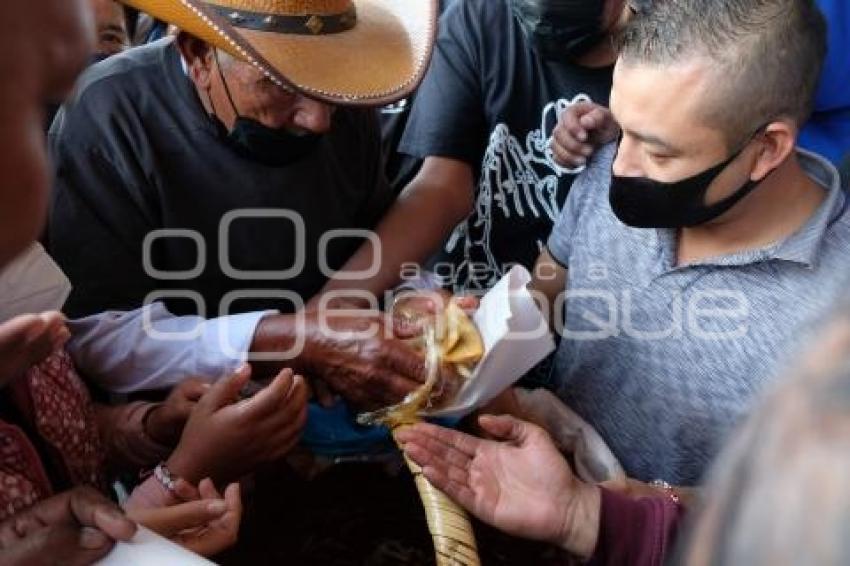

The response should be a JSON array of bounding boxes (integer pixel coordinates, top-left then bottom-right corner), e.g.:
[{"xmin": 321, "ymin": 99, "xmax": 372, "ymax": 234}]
[
  {"xmin": 424, "ymin": 265, "xmax": 555, "ymax": 419},
  {"xmin": 96, "ymin": 527, "xmax": 216, "ymax": 566}
]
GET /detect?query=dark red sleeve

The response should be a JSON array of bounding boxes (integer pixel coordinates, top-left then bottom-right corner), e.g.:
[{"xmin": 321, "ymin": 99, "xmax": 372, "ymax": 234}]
[{"xmin": 587, "ymin": 488, "xmax": 684, "ymax": 566}]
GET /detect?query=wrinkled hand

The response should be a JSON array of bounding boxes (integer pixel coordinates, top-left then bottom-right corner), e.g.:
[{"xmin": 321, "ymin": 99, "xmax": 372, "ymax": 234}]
[
  {"xmin": 396, "ymin": 415, "xmax": 601, "ymax": 559},
  {"xmin": 551, "ymin": 101, "xmax": 619, "ymax": 168},
  {"xmin": 392, "ymin": 290, "xmax": 480, "ymax": 340},
  {"xmin": 166, "ymin": 364, "xmax": 308, "ymax": 485},
  {"xmin": 0, "ymin": 486, "xmax": 136, "ymax": 566},
  {"xmin": 0, "ymin": 311, "xmax": 70, "ymax": 388},
  {"xmin": 144, "ymin": 378, "xmax": 210, "ymax": 447},
  {"xmin": 128, "ymin": 479, "xmax": 241, "ymax": 557},
  {"xmin": 297, "ymin": 311, "xmax": 429, "ymax": 410}
]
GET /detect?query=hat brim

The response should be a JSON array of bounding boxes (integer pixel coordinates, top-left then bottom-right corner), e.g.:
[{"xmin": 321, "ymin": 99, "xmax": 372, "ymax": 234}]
[{"xmin": 119, "ymin": 0, "xmax": 437, "ymax": 106}]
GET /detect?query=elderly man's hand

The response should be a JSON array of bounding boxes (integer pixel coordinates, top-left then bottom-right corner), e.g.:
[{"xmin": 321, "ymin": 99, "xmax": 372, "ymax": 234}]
[
  {"xmin": 0, "ymin": 486, "xmax": 136, "ymax": 566},
  {"xmin": 299, "ymin": 310, "xmax": 429, "ymax": 410},
  {"xmin": 251, "ymin": 311, "xmax": 430, "ymax": 411},
  {"xmin": 395, "ymin": 415, "xmax": 602, "ymax": 559}
]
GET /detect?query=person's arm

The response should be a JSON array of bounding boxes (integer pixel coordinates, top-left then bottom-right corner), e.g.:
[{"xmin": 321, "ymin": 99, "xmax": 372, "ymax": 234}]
[
  {"xmin": 70, "ymin": 302, "xmax": 428, "ymax": 410},
  {"xmin": 530, "ymin": 249, "xmax": 568, "ymax": 332},
  {"xmin": 95, "ymin": 402, "xmax": 172, "ymax": 474},
  {"xmin": 94, "ymin": 379, "xmax": 209, "ymax": 475},
  {"xmin": 67, "ymin": 303, "xmax": 273, "ymax": 393},
  {"xmin": 315, "ymin": 1, "xmax": 487, "ymax": 303},
  {"xmin": 588, "ymin": 488, "xmax": 683, "ymax": 566},
  {"xmin": 316, "ymin": 157, "xmax": 475, "ymax": 301}
]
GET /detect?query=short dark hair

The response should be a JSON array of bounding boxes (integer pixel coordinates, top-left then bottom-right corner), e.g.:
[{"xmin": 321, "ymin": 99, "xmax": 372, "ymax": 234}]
[{"xmin": 619, "ymin": 0, "xmax": 827, "ymax": 147}]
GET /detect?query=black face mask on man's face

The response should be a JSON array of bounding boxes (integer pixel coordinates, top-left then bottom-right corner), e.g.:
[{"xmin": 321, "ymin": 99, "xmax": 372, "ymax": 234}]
[
  {"xmin": 210, "ymin": 50, "xmax": 323, "ymax": 168},
  {"xmin": 510, "ymin": 0, "xmax": 607, "ymax": 61},
  {"xmin": 223, "ymin": 116, "xmax": 323, "ymax": 167},
  {"xmin": 608, "ymin": 135, "xmax": 770, "ymax": 229}
]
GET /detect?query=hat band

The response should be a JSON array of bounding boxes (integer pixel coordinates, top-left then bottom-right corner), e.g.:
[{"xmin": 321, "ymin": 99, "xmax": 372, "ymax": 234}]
[{"xmin": 211, "ymin": 4, "xmax": 357, "ymax": 35}]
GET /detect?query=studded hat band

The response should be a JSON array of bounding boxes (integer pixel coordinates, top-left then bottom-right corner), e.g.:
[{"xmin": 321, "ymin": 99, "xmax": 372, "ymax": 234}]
[{"xmin": 210, "ymin": 4, "xmax": 357, "ymax": 35}]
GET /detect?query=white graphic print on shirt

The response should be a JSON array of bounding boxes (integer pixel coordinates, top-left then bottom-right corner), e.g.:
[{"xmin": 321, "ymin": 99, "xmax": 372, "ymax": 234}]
[{"xmin": 445, "ymin": 94, "xmax": 591, "ymax": 291}]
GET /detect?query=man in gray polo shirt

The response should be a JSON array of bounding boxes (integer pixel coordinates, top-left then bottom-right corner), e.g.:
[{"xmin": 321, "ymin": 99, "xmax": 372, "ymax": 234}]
[{"xmin": 530, "ymin": 0, "xmax": 850, "ymax": 486}]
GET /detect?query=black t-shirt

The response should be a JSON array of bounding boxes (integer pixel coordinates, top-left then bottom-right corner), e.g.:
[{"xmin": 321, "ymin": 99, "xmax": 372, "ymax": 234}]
[
  {"xmin": 400, "ymin": 0, "xmax": 613, "ymax": 292},
  {"xmin": 49, "ymin": 39, "xmax": 393, "ymax": 317},
  {"xmin": 379, "ymin": 0, "xmax": 456, "ymax": 193}
]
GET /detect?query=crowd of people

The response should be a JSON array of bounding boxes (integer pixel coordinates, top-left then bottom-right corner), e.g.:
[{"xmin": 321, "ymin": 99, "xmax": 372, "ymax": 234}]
[{"xmin": 0, "ymin": 0, "xmax": 848, "ymax": 564}]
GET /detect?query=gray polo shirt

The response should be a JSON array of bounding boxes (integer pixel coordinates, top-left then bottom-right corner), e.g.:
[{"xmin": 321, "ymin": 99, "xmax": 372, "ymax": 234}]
[{"xmin": 548, "ymin": 143, "xmax": 850, "ymax": 485}]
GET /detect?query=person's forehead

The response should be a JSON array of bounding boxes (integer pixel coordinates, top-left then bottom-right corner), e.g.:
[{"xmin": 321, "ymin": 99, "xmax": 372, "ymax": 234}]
[{"xmin": 610, "ymin": 58, "xmax": 720, "ymax": 150}]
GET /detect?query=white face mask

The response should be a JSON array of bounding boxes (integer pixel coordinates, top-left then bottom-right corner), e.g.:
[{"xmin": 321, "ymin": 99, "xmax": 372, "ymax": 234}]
[{"xmin": 0, "ymin": 243, "xmax": 72, "ymax": 323}]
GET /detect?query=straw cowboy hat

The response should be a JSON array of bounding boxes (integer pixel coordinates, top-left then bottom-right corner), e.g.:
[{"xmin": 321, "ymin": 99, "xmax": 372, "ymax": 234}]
[{"xmin": 119, "ymin": 0, "xmax": 438, "ymax": 106}]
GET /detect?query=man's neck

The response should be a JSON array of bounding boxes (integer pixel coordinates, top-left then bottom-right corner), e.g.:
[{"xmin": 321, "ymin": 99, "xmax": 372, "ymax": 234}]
[{"xmin": 676, "ymin": 153, "xmax": 826, "ymax": 266}]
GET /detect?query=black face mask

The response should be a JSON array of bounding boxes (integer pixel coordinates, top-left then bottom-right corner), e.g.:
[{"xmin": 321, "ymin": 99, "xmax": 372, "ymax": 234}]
[
  {"xmin": 223, "ymin": 117, "xmax": 323, "ymax": 167},
  {"xmin": 510, "ymin": 0, "xmax": 607, "ymax": 61},
  {"xmin": 609, "ymin": 141, "xmax": 765, "ymax": 229},
  {"xmin": 210, "ymin": 51, "xmax": 323, "ymax": 168}
]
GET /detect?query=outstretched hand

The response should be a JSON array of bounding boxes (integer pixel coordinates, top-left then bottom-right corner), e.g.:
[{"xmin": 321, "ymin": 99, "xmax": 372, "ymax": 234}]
[
  {"xmin": 128, "ymin": 479, "xmax": 241, "ymax": 557},
  {"xmin": 395, "ymin": 415, "xmax": 601, "ymax": 559},
  {"xmin": 0, "ymin": 312, "xmax": 69, "ymax": 388}
]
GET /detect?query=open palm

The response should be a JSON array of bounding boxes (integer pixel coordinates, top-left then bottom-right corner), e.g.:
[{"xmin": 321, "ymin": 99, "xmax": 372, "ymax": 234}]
[{"xmin": 396, "ymin": 415, "xmax": 587, "ymax": 548}]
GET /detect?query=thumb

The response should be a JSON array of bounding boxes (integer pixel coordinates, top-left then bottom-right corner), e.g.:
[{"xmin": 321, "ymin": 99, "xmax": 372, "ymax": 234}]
[
  {"xmin": 201, "ymin": 364, "xmax": 252, "ymax": 410},
  {"xmin": 477, "ymin": 414, "xmax": 533, "ymax": 445}
]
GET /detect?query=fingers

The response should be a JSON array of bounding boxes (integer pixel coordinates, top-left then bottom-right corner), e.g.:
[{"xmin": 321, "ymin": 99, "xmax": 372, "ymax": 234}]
[
  {"xmin": 583, "ymin": 107, "xmax": 620, "ymax": 142},
  {"xmin": 552, "ymin": 101, "xmax": 613, "ymax": 168},
  {"xmin": 367, "ymin": 370, "xmax": 422, "ymax": 408},
  {"xmin": 0, "ymin": 524, "xmax": 115, "ymax": 566},
  {"xmin": 551, "ymin": 127, "xmax": 594, "ymax": 168},
  {"xmin": 178, "ymin": 378, "xmax": 211, "ymax": 402},
  {"xmin": 128, "ymin": 499, "xmax": 228, "ymax": 538},
  {"xmin": 197, "ymin": 478, "xmax": 221, "ymax": 501},
  {"xmin": 477, "ymin": 414, "xmax": 535, "ymax": 445},
  {"xmin": 66, "ymin": 487, "xmax": 135, "ymax": 542},
  {"xmin": 383, "ymin": 341, "xmax": 428, "ymax": 384},
  {"xmin": 396, "ymin": 422, "xmax": 482, "ymax": 459},
  {"xmin": 0, "ymin": 313, "xmax": 67, "ymax": 372},
  {"xmin": 171, "ymin": 479, "xmax": 200, "ymax": 502},
  {"xmin": 199, "ymin": 364, "xmax": 252, "ymax": 411},
  {"xmin": 215, "ymin": 483, "xmax": 242, "ymax": 538},
  {"xmin": 263, "ymin": 397, "xmax": 308, "ymax": 458},
  {"xmin": 235, "ymin": 368, "xmax": 298, "ymax": 419},
  {"xmin": 223, "ymin": 483, "xmax": 242, "ymax": 519},
  {"xmin": 562, "ymin": 101, "xmax": 598, "ymax": 142},
  {"xmin": 39, "ymin": 312, "xmax": 70, "ymax": 351},
  {"xmin": 176, "ymin": 483, "xmax": 242, "ymax": 557},
  {"xmin": 402, "ymin": 437, "xmax": 472, "ymax": 478},
  {"xmin": 453, "ymin": 295, "xmax": 480, "ymax": 315},
  {"xmin": 420, "ymin": 465, "xmax": 478, "ymax": 514}
]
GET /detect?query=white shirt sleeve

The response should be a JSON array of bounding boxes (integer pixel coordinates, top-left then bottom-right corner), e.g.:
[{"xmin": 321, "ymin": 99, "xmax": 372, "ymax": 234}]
[{"xmin": 67, "ymin": 302, "xmax": 276, "ymax": 393}]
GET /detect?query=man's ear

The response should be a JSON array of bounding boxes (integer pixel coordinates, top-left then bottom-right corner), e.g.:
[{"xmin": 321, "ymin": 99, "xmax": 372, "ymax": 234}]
[
  {"xmin": 175, "ymin": 32, "xmax": 214, "ymax": 89},
  {"xmin": 751, "ymin": 119, "xmax": 797, "ymax": 182}
]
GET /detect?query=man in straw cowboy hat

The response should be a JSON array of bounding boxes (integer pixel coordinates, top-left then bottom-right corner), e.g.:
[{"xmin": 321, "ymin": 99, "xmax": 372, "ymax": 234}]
[{"xmin": 47, "ymin": 0, "xmax": 440, "ymax": 412}]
